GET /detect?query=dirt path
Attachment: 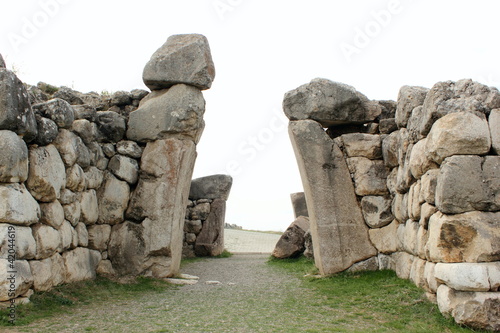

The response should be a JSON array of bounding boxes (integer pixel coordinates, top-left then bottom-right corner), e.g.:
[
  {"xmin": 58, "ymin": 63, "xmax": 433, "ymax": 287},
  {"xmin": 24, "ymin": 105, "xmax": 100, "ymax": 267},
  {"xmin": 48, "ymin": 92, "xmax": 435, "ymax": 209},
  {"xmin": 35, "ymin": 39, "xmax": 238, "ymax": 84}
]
[{"xmin": 10, "ymin": 255, "xmax": 333, "ymax": 333}]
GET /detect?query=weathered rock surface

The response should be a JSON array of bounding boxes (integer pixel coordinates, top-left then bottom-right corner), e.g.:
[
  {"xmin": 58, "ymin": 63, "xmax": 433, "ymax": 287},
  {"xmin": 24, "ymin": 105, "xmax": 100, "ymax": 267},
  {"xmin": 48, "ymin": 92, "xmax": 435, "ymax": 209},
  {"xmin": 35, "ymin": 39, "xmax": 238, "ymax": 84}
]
[
  {"xmin": 288, "ymin": 120, "xmax": 377, "ymax": 275},
  {"xmin": 290, "ymin": 192, "xmax": 309, "ymax": 218},
  {"xmin": 490, "ymin": 109, "xmax": 500, "ymax": 154},
  {"xmin": 96, "ymin": 172, "xmax": 130, "ymax": 225},
  {"xmin": 87, "ymin": 225, "xmax": 111, "ymax": 251},
  {"xmin": 116, "ymin": 140, "xmax": 142, "ymax": 159},
  {"xmin": 108, "ymin": 154, "xmax": 139, "ymax": 185},
  {"xmin": 347, "ymin": 257, "xmax": 379, "ymax": 273},
  {"xmin": 0, "ymin": 224, "xmax": 36, "ymax": 260},
  {"xmin": 32, "ymin": 98, "xmax": 74, "ymax": 129},
  {"xmin": 66, "ymin": 164, "xmax": 86, "ymax": 192},
  {"xmin": 272, "ymin": 216, "xmax": 310, "ymax": 259},
  {"xmin": 29, "ymin": 254, "xmax": 64, "ymax": 291},
  {"xmin": 395, "ymin": 85, "xmax": 429, "ymax": 128},
  {"xmin": 434, "ymin": 262, "xmax": 500, "ymax": 292},
  {"xmin": 143, "ymin": 34, "xmax": 215, "ymax": 91},
  {"xmin": 189, "ymin": 174, "xmax": 233, "ymax": 201},
  {"xmin": 0, "ymin": 260, "xmax": 33, "ymax": 301},
  {"xmin": 425, "ymin": 112, "xmax": 491, "ymax": 164},
  {"xmin": 341, "ymin": 133, "xmax": 382, "ymax": 159},
  {"xmin": 382, "ymin": 131, "xmax": 399, "ymax": 168},
  {"xmin": 127, "ymin": 84, "xmax": 205, "ymax": 143},
  {"xmin": 0, "ymin": 130, "xmax": 28, "ymax": 183},
  {"xmin": 34, "ymin": 116, "xmax": 59, "ymax": 146},
  {"xmin": 80, "ymin": 190, "xmax": 98, "ymax": 225},
  {"xmin": 0, "ymin": 54, "xmax": 5, "ymax": 68},
  {"xmin": 0, "ymin": 183, "xmax": 40, "ymax": 226},
  {"xmin": 409, "ymin": 138, "xmax": 438, "ymax": 179},
  {"xmin": 71, "ymin": 119, "xmax": 96, "ymax": 145},
  {"xmin": 39, "ymin": 200, "xmax": 65, "ymax": 230},
  {"xmin": 361, "ymin": 196, "xmax": 393, "ymax": 228},
  {"xmin": 95, "ymin": 111, "xmax": 126, "ymax": 143},
  {"xmin": 368, "ymin": 220, "xmax": 398, "ymax": 254},
  {"xmin": 63, "ymin": 247, "xmax": 101, "ymax": 283},
  {"xmin": 283, "ymin": 78, "xmax": 381, "ymax": 127},
  {"xmin": 32, "ymin": 224, "xmax": 61, "ymax": 259},
  {"xmin": 194, "ymin": 199, "xmax": 226, "ymax": 256},
  {"xmin": 347, "ymin": 157, "xmax": 389, "ymax": 196}
]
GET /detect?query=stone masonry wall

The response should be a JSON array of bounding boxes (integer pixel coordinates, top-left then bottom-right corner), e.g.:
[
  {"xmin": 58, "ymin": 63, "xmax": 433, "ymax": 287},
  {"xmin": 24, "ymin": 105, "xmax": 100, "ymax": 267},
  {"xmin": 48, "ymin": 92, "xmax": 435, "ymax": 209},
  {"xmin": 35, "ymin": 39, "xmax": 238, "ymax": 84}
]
[
  {"xmin": 0, "ymin": 34, "xmax": 216, "ymax": 306},
  {"xmin": 284, "ymin": 78, "xmax": 500, "ymax": 331}
]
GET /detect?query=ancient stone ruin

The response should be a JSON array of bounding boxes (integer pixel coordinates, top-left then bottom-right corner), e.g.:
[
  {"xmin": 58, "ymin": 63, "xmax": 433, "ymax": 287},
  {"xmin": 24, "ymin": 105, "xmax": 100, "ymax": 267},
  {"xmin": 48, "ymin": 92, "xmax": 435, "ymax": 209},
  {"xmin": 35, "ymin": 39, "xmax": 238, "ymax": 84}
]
[
  {"xmin": 284, "ymin": 78, "xmax": 500, "ymax": 331},
  {"xmin": 0, "ymin": 34, "xmax": 228, "ymax": 305}
]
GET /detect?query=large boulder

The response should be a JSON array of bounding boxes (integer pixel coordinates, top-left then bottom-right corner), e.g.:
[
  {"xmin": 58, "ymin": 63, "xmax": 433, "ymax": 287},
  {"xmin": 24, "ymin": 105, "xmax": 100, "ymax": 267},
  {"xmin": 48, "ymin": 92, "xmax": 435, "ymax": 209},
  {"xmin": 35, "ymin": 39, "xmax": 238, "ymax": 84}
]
[
  {"xmin": 272, "ymin": 216, "xmax": 310, "ymax": 259},
  {"xmin": 127, "ymin": 84, "xmax": 205, "ymax": 143},
  {"xmin": 360, "ymin": 196, "xmax": 393, "ymax": 228},
  {"xmin": 142, "ymin": 34, "xmax": 215, "ymax": 91},
  {"xmin": 31, "ymin": 224, "xmax": 61, "ymax": 259},
  {"xmin": 0, "ymin": 130, "xmax": 28, "ymax": 182},
  {"xmin": 194, "ymin": 199, "xmax": 226, "ymax": 256},
  {"xmin": 32, "ymin": 98, "xmax": 75, "ymax": 129},
  {"xmin": 96, "ymin": 172, "xmax": 130, "ymax": 225},
  {"xmin": 346, "ymin": 157, "xmax": 389, "ymax": 196},
  {"xmin": 0, "ymin": 184, "xmax": 40, "ymax": 226},
  {"xmin": 0, "ymin": 69, "xmax": 37, "ymax": 142},
  {"xmin": 0, "ymin": 224, "xmax": 36, "ymax": 260},
  {"xmin": 434, "ymin": 262, "xmax": 500, "ymax": 292},
  {"xmin": 283, "ymin": 78, "xmax": 381, "ymax": 127},
  {"xmin": 340, "ymin": 133, "xmax": 382, "ymax": 159},
  {"xmin": 288, "ymin": 120, "xmax": 377, "ymax": 275},
  {"xmin": 29, "ymin": 254, "xmax": 65, "ymax": 291},
  {"xmin": 87, "ymin": 224, "xmax": 112, "ymax": 251},
  {"xmin": 290, "ymin": 192, "xmax": 308, "ymax": 218},
  {"xmin": 62, "ymin": 247, "xmax": 101, "ymax": 283},
  {"xmin": 189, "ymin": 174, "xmax": 233, "ymax": 201},
  {"xmin": 0, "ymin": 260, "xmax": 33, "ymax": 301},
  {"xmin": 395, "ymin": 85, "xmax": 429, "ymax": 128}
]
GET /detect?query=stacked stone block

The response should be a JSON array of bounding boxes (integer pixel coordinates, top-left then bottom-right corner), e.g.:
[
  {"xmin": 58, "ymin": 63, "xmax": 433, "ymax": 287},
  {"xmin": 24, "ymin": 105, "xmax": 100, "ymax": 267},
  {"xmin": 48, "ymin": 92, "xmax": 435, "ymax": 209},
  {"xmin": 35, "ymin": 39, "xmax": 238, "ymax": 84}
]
[{"xmin": 284, "ymin": 78, "xmax": 500, "ymax": 331}]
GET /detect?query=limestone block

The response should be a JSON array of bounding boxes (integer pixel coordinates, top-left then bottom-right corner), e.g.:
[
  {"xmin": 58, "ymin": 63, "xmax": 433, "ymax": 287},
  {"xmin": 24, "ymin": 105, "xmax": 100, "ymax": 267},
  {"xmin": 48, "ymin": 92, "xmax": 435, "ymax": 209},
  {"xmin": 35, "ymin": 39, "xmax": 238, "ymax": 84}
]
[
  {"xmin": 436, "ymin": 155, "xmax": 500, "ymax": 214},
  {"xmin": 368, "ymin": 220, "xmax": 398, "ymax": 254},
  {"xmin": 425, "ymin": 112, "xmax": 491, "ymax": 164},
  {"xmin": 0, "ymin": 260, "xmax": 33, "ymax": 301},
  {"xmin": 0, "ymin": 184, "xmax": 40, "ymax": 226},
  {"xmin": 416, "ymin": 225, "xmax": 428, "ymax": 259},
  {"xmin": 34, "ymin": 116, "xmax": 58, "ymax": 146},
  {"xmin": 80, "ymin": 190, "xmax": 98, "ymax": 225},
  {"xmin": 39, "ymin": 200, "xmax": 65, "ymax": 229},
  {"xmin": 116, "ymin": 140, "xmax": 142, "ymax": 159},
  {"xmin": 284, "ymin": 79, "xmax": 382, "ymax": 127},
  {"xmin": 87, "ymin": 142, "xmax": 108, "ymax": 170},
  {"xmin": 419, "ymin": 203, "xmax": 437, "ymax": 228},
  {"xmin": 403, "ymin": 220, "xmax": 419, "ymax": 256},
  {"xmin": 60, "ymin": 189, "xmax": 77, "ymax": 205},
  {"xmin": 0, "ymin": 224, "xmax": 36, "ymax": 260},
  {"xmin": 409, "ymin": 139, "xmax": 438, "ymax": 179},
  {"xmin": 386, "ymin": 167, "xmax": 398, "ymax": 195},
  {"xmin": 341, "ymin": 133, "xmax": 382, "ymax": 159},
  {"xmin": 32, "ymin": 98, "xmax": 75, "ymax": 129},
  {"xmin": 406, "ymin": 106, "xmax": 426, "ymax": 143},
  {"xmin": 143, "ymin": 34, "xmax": 215, "ymax": 90},
  {"xmin": 290, "ymin": 192, "xmax": 309, "ymax": 218},
  {"xmin": 424, "ymin": 261, "xmax": 439, "ymax": 293},
  {"xmin": 346, "ymin": 257, "xmax": 379, "ymax": 273},
  {"xmin": 395, "ymin": 85, "xmax": 429, "ymax": 128},
  {"xmin": 379, "ymin": 118, "xmax": 397, "ymax": 134},
  {"xmin": 410, "ymin": 258, "xmax": 427, "ymax": 289},
  {"xmin": 395, "ymin": 252, "xmax": 415, "ymax": 279},
  {"xmin": 378, "ymin": 253, "xmax": 396, "ymax": 271},
  {"xmin": 361, "ymin": 196, "xmax": 393, "ymax": 228},
  {"xmin": 272, "ymin": 216, "xmax": 309, "ymax": 259},
  {"xmin": 420, "ymin": 169, "xmax": 439, "ymax": 205},
  {"xmin": 71, "ymin": 119, "xmax": 95, "ymax": 144},
  {"xmin": 66, "ymin": 164, "xmax": 86, "ymax": 192},
  {"xmin": 97, "ymin": 172, "xmax": 130, "ymax": 225},
  {"xmin": 408, "ymin": 182, "xmax": 422, "ymax": 221},
  {"xmin": 62, "ymin": 247, "xmax": 101, "ymax": 283},
  {"xmin": 63, "ymin": 201, "xmax": 81, "ymax": 226},
  {"xmin": 189, "ymin": 174, "xmax": 233, "ymax": 201},
  {"xmin": 0, "ymin": 130, "xmax": 28, "ymax": 182},
  {"xmin": 52, "ymin": 129, "xmax": 80, "ymax": 167},
  {"xmin": 395, "ymin": 144, "xmax": 415, "ymax": 194},
  {"xmin": 96, "ymin": 260, "xmax": 115, "ymax": 277},
  {"xmin": 347, "ymin": 157, "xmax": 389, "ymax": 196},
  {"xmin": 127, "ymin": 85, "xmax": 205, "ymax": 143},
  {"xmin": 108, "ymin": 154, "xmax": 139, "ymax": 185},
  {"xmin": 420, "ymin": 79, "xmax": 500, "ymax": 136},
  {"xmin": 84, "ymin": 166, "xmax": 104, "ymax": 190},
  {"xmin": 59, "ymin": 221, "xmax": 74, "ymax": 251},
  {"xmin": 288, "ymin": 120, "xmax": 376, "ymax": 275},
  {"xmin": 490, "ymin": 109, "xmax": 500, "ymax": 154},
  {"xmin": 195, "ymin": 199, "xmax": 227, "ymax": 257},
  {"xmin": 31, "ymin": 224, "xmax": 61, "ymax": 259},
  {"xmin": 75, "ymin": 223, "xmax": 88, "ymax": 247},
  {"xmin": 426, "ymin": 211, "xmax": 500, "ymax": 263},
  {"xmin": 87, "ymin": 224, "xmax": 111, "ymax": 251},
  {"xmin": 435, "ymin": 262, "xmax": 500, "ymax": 292},
  {"xmin": 27, "ymin": 145, "xmax": 66, "ymax": 202},
  {"xmin": 29, "ymin": 253, "xmax": 64, "ymax": 291},
  {"xmin": 95, "ymin": 111, "xmax": 126, "ymax": 143},
  {"xmin": 392, "ymin": 192, "xmax": 409, "ymax": 223},
  {"xmin": 382, "ymin": 131, "xmax": 399, "ymax": 168},
  {"xmin": 0, "ymin": 69, "xmax": 37, "ymax": 142},
  {"xmin": 108, "ymin": 221, "xmax": 146, "ymax": 276},
  {"xmin": 72, "ymin": 104, "xmax": 97, "ymax": 121}
]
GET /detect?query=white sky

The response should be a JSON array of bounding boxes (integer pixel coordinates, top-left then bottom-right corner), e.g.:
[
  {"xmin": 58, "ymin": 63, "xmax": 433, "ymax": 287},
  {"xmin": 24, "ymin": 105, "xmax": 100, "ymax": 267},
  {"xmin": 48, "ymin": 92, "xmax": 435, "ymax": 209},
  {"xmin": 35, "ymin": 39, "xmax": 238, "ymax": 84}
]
[{"xmin": 1, "ymin": 0, "xmax": 499, "ymax": 231}]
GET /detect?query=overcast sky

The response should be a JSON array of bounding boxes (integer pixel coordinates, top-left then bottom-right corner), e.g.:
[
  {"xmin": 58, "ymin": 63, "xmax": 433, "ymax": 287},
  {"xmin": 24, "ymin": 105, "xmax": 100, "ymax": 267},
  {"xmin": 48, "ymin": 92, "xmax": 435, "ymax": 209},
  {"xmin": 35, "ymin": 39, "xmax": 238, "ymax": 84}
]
[{"xmin": 1, "ymin": 0, "xmax": 499, "ymax": 231}]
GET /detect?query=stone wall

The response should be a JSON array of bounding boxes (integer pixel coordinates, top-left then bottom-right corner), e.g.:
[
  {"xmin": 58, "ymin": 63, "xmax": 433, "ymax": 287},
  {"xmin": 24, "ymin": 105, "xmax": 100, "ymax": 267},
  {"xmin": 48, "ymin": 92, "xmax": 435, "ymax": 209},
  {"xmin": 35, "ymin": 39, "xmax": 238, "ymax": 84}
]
[
  {"xmin": 0, "ymin": 34, "xmax": 215, "ymax": 306},
  {"xmin": 284, "ymin": 78, "xmax": 500, "ymax": 331}
]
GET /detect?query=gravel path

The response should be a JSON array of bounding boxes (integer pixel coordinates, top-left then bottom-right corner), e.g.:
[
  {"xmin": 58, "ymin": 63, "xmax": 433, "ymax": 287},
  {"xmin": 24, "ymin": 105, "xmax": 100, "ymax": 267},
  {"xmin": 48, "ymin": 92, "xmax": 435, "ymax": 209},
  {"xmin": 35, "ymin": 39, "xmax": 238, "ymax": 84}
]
[{"xmin": 10, "ymin": 255, "xmax": 334, "ymax": 333}]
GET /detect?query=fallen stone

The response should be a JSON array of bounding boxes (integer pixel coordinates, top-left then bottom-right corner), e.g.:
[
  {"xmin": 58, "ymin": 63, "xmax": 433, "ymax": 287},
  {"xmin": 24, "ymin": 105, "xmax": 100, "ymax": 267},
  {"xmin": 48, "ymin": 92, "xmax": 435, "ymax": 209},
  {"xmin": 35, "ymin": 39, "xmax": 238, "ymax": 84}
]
[
  {"xmin": 272, "ymin": 216, "xmax": 309, "ymax": 259},
  {"xmin": 143, "ymin": 34, "xmax": 215, "ymax": 90},
  {"xmin": 341, "ymin": 133, "xmax": 382, "ymax": 159},
  {"xmin": 205, "ymin": 280, "xmax": 222, "ymax": 285},
  {"xmin": 189, "ymin": 174, "xmax": 233, "ymax": 201},
  {"xmin": 395, "ymin": 85, "xmax": 429, "ymax": 128},
  {"xmin": 0, "ymin": 130, "xmax": 28, "ymax": 183},
  {"xmin": 0, "ymin": 183, "xmax": 40, "ymax": 226},
  {"xmin": 32, "ymin": 98, "xmax": 75, "ymax": 129},
  {"xmin": 195, "ymin": 199, "xmax": 226, "ymax": 256},
  {"xmin": 290, "ymin": 192, "xmax": 308, "ymax": 218},
  {"xmin": 360, "ymin": 196, "xmax": 393, "ymax": 228},
  {"xmin": 165, "ymin": 278, "xmax": 198, "ymax": 285}
]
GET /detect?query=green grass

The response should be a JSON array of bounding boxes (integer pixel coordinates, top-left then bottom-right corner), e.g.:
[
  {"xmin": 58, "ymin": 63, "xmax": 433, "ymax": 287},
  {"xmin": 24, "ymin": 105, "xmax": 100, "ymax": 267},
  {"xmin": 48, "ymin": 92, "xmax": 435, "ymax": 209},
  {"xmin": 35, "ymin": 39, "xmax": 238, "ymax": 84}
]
[
  {"xmin": 0, "ymin": 276, "xmax": 173, "ymax": 327},
  {"xmin": 268, "ymin": 256, "xmax": 483, "ymax": 333}
]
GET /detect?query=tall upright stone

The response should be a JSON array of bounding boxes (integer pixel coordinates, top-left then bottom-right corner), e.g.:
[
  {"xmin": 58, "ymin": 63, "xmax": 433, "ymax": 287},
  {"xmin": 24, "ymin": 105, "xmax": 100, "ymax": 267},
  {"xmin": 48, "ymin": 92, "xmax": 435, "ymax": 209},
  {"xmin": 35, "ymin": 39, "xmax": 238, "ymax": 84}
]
[
  {"xmin": 290, "ymin": 192, "xmax": 309, "ymax": 218},
  {"xmin": 288, "ymin": 120, "xmax": 377, "ymax": 275},
  {"xmin": 194, "ymin": 199, "xmax": 226, "ymax": 256}
]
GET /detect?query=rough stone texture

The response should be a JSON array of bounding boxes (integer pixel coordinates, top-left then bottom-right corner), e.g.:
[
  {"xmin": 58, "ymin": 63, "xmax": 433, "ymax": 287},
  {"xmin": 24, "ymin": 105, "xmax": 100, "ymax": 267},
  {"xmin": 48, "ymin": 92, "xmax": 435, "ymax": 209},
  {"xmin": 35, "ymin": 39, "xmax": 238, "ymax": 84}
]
[
  {"xmin": 379, "ymin": 118, "xmax": 398, "ymax": 134},
  {"xmin": 283, "ymin": 78, "xmax": 381, "ymax": 127},
  {"xmin": 75, "ymin": 222, "xmax": 88, "ymax": 247},
  {"xmin": 80, "ymin": 190, "xmax": 99, "ymax": 225},
  {"xmin": 392, "ymin": 192, "xmax": 409, "ymax": 223},
  {"xmin": 59, "ymin": 220, "xmax": 74, "ymax": 251},
  {"xmin": 0, "ymin": 224, "xmax": 36, "ymax": 260},
  {"xmin": 53, "ymin": 87, "xmax": 84, "ymax": 105},
  {"xmin": 127, "ymin": 84, "xmax": 205, "ymax": 143},
  {"xmin": 434, "ymin": 262, "xmax": 500, "ymax": 292},
  {"xmin": 0, "ymin": 54, "xmax": 4, "ymax": 68},
  {"xmin": 395, "ymin": 251, "xmax": 415, "ymax": 279},
  {"xmin": 87, "ymin": 225, "xmax": 112, "ymax": 251},
  {"xmin": 52, "ymin": 129, "xmax": 80, "ymax": 167},
  {"xmin": 96, "ymin": 172, "xmax": 130, "ymax": 225},
  {"xmin": 395, "ymin": 144, "xmax": 415, "ymax": 194},
  {"xmin": 346, "ymin": 157, "xmax": 389, "ymax": 196},
  {"xmin": 382, "ymin": 131, "xmax": 399, "ymax": 168},
  {"xmin": 63, "ymin": 247, "xmax": 101, "ymax": 283},
  {"xmin": 347, "ymin": 257, "xmax": 379, "ymax": 273},
  {"xmin": 341, "ymin": 133, "xmax": 382, "ymax": 159},
  {"xmin": 195, "ymin": 199, "xmax": 226, "ymax": 257},
  {"xmin": 303, "ymin": 229, "xmax": 314, "ymax": 259},
  {"xmin": 408, "ymin": 181, "xmax": 422, "ymax": 221},
  {"xmin": 490, "ymin": 109, "xmax": 500, "ymax": 154},
  {"xmin": 189, "ymin": 174, "xmax": 233, "ymax": 201},
  {"xmin": 96, "ymin": 260, "xmax": 115, "ymax": 277},
  {"xmin": 39, "ymin": 200, "xmax": 65, "ymax": 230},
  {"xmin": 184, "ymin": 220, "xmax": 202, "ymax": 234},
  {"xmin": 95, "ymin": 111, "xmax": 126, "ymax": 143},
  {"xmin": 87, "ymin": 142, "xmax": 108, "ymax": 170},
  {"xmin": 426, "ymin": 211, "xmax": 500, "ymax": 263},
  {"xmin": 34, "ymin": 115, "xmax": 59, "ymax": 146},
  {"xmin": 0, "ymin": 260, "xmax": 33, "ymax": 301},
  {"xmin": 272, "ymin": 216, "xmax": 310, "ymax": 259},
  {"xmin": 63, "ymin": 201, "xmax": 81, "ymax": 227},
  {"xmin": 360, "ymin": 196, "xmax": 393, "ymax": 228},
  {"xmin": 368, "ymin": 220, "xmax": 398, "ymax": 254},
  {"xmin": 0, "ymin": 130, "xmax": 28, "ymax": 183},
  {"xmin": 290, "ymin": 192, "xmax": 308, "ymax": 218},
  {"xmin": 143, "ymin": 34, "xmax": 215, "ymax": 91},
  {"xmin": 420, "ymin": 169, "xmax": 439, "ymax": 205},
  {"xmin": 0, "ymin": 183, "xmax": 40, "ymax": 226},
  {"xmin": 435, "ymin": 155, "xmax": 500, "ymax": 214},
  {"xmin": 71, "ymin": 119, "xmax": 96, "ymax": 144},
  {"xmin": 110, "ymin": 91, "xmax": 132, "ymax": 106},
  {"xmin": 395, "ymin": 85, "xmax": 429, "ymax": 128},
  {"xmin": 409, "ymin": 257, "xmax": 427, "ymax": 289},
  {"xmin": 66, "ymin": 164, "xmax": 86, "ymax": 192},
  {"xmin": 27, "ymin": 145, "xmax": 66, "ymax": 202},
  {"xmin": 108, "ymin": 154, "xmax": 139, "ymax": 185},
  {"xmin": 420, "ymin": 79, "xmax": 500, "ymax": 136},
  {"xmin": 424, "ymin": 261, "xmax": 439, "ymax": 293},
  {"xmin": 425, "ymin": 112, "xmax": 491, "ymax": 164},
  {"xmin": 409, "ymin": 138, "xmax": 438, "ymax": 179},
  {"xmin": 85, "ymin": 166, "xmax": 104, "ymax": 190},
  {"xmin": 32, "ymin": 98, "xmax": 74, "ymax": 129},
  {"xmin": 386, "ymin": 167, "xmax": 398, "ymax": 196},
  {"xmin": 31, "ymin": 224, "xmax": 61, "ymax": 260},
  {"xmin": 116, "ymin": 140, "xmax": 142, "ymax": 159},
  {"xmin": 28, "ymin": 254, "xmax": 64, "ymax": 291},
  {"xmin": 406, "ymin": 106, "xmax": 426, "ymax": 143},
  {"xmin": 0, "ymin": 69, "xmax": 37, "ymax": 142},
  {"xmin": 288, "ymin": 120, "xmax": 377, "ymax": 275},
  {"xmin": 72, "ymin": 104, "xmax": 97, "ymax": 121},
  {"xmin": 190, "ymin": 203, "xmax": 211, "ymax": 220}
]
